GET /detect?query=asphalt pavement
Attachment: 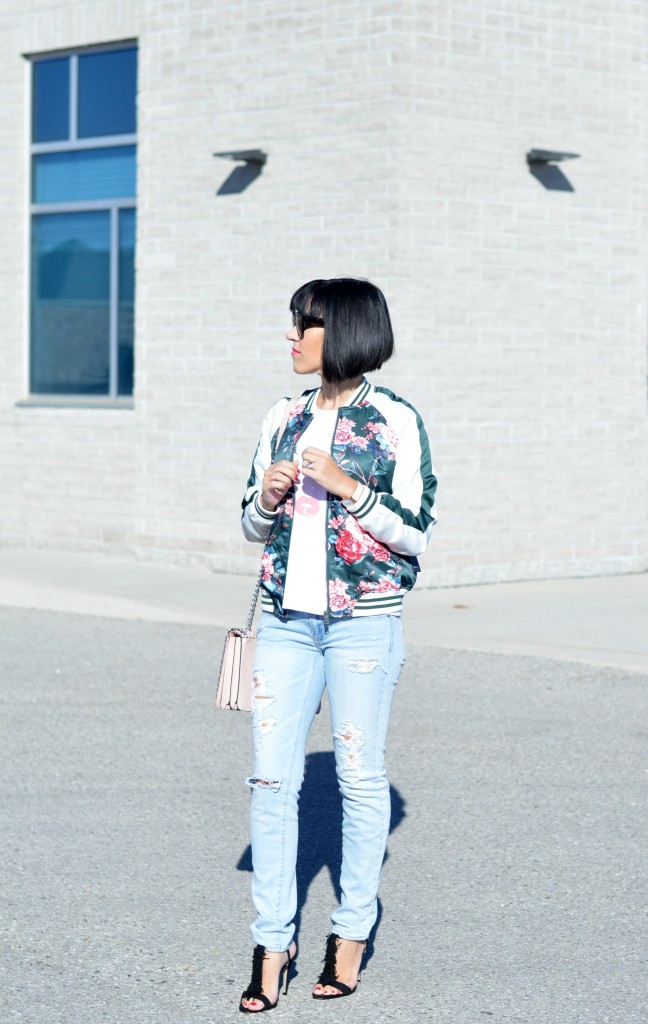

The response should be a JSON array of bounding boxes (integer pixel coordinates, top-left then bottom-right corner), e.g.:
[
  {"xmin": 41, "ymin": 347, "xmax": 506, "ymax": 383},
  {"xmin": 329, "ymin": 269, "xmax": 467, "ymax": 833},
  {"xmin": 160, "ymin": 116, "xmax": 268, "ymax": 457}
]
[{"xmin": 0, "ymin": 549, "xmax": 646, "ymax": 1023}]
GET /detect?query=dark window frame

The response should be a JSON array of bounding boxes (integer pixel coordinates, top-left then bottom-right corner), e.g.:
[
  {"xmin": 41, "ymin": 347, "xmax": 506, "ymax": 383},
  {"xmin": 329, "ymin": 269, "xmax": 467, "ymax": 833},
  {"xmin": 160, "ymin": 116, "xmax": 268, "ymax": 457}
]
[{"xmin": 26, "ymin": 40, "xmax": 137, "ymax": 404}]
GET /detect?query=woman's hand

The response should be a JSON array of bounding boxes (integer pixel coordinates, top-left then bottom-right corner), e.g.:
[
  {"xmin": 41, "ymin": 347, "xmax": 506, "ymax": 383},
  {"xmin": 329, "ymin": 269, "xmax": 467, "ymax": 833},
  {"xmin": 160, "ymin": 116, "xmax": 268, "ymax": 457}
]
[
  {"xmin": 301, "ymin": 447, "xmax": 356, "ymax": 500},
  {"xmin": 260, "ymin": 460, "xmax": 299, "ymax": 511}
]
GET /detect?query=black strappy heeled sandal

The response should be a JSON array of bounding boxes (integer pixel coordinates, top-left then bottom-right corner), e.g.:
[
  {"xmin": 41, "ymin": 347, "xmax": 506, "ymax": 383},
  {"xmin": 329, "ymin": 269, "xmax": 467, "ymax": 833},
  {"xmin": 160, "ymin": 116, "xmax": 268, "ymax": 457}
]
[
  {"xmin": 312, "ymin": 932, "xmax": 367, "ymax": 1000},
  {"xmin": 239, "ymin": 943, "xmax": 293, "ymax": 1013}
]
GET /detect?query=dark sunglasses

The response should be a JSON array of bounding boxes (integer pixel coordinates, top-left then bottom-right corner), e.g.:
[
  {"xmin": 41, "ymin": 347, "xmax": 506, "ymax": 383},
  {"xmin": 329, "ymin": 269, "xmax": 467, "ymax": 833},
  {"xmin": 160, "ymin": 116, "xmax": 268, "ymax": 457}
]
[{"xmin": 291, "ymin": 308, "xmax": 324, "ymax": 339}]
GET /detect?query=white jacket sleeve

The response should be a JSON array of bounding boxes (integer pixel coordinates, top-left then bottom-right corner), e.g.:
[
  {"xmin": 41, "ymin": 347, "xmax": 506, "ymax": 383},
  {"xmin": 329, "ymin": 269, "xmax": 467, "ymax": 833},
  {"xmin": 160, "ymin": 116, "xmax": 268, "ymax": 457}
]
[
  {"xmin": 342, "ymin": 408, "xmax": 437, "ymax": 556},
  {"xmin": 241, "ymin": 398, "xmax": 290, "ymax": 543}
]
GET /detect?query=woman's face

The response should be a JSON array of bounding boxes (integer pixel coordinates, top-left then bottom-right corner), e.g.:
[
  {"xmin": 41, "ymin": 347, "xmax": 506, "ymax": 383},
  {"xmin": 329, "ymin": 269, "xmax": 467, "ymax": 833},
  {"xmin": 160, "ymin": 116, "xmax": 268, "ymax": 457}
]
[{"xmin": 287, "ymin": 320, "xmax": 325, "ymax": 376}]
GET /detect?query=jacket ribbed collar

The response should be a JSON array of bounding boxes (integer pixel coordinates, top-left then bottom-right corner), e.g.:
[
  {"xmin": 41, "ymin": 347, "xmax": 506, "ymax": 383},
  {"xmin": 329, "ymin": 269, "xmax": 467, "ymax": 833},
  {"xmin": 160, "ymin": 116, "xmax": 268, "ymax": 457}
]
[{"xmin": 302, "ymin": 377, "xmax": 372, "ymax": 414}]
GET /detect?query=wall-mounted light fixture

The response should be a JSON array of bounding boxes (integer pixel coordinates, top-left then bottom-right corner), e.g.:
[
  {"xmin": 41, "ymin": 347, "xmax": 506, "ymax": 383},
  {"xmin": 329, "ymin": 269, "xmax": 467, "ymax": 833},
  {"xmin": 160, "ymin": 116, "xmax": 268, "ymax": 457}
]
[
  {"xmin": 526, "ymin": 148, "xmax": 580, "ymax": 166},
  {"xmin": 526, "ymin": 148, "xmax": 580, "ymax": 191},
  {"xmin": 213, "ymin": 149, "xmax": 268, "ymax": 194},
  {"xmin": 213, "ymin": 148, "xmax": 267, "ymax": 167}
]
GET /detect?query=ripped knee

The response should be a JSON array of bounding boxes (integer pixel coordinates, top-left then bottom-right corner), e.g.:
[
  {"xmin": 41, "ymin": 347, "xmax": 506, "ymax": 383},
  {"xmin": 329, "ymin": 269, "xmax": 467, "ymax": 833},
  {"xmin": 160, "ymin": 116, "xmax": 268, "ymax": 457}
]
[
  {"xmin": 246, "ymin": 777, "xmax": 282, "ymax": 792},
  {"xmin": 333, "ymin": 721, "xmax": 365, "ymax": 773}
]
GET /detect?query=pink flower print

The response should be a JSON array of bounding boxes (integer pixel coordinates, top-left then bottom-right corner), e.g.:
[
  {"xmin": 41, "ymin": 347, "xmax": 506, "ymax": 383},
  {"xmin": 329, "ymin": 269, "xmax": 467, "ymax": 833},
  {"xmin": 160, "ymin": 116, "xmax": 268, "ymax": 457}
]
[
  {"xmin": 347, "ymin": 515, "xmax": 371, "ymax": 548},
  {"xmin": 365, "ymin": 535, "xmax": 391, "ymax": 562},
  {"xmin": 373, "ymin": 575, "xmax": 400, "ymax": 593},
  {"xmin": 335, "ymin": 516, "xmax": 377, "ymax": 564},
  {"xmin": 358, "ymin": 574, "xmax": 400, "ymax": 594},
  {"xmin": 366, "ymin": 422, "xmax": 382, "ymax": 434},
  {"xmin": 329, "ymin": 579, "xmax": 356, "ymax": 612},
  {"xmin": 261, "ymin": 550, "xmax": 275, "ymax": 583},
  {"xmin": 375, "ymin": 424, "xmax": 399, "ymax": 456},
  {"xmin": 334, "ymin": 417, "xmax": 355, "ymax": 445},
  {"xmin": 284, "ymin": 498, "xmax": 294, "ymax": 518},
  {"xmin": 349, "ymin": 434, "xmax": 369, "ymax": 449},
  {"xmin": 328, "ymin": 514, "xmax": 345, "ymax": 529},
  {"xmin": 335, "ymin": 529, "xmax": 366, "ymax": 564}
]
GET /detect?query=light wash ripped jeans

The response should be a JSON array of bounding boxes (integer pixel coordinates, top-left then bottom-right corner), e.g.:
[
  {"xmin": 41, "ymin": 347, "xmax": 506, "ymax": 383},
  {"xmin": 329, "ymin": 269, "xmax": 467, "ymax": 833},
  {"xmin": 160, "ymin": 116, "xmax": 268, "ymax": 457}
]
[{"xmin": 246, "ymin": 609, "xmax": 406, "ymax": 952}]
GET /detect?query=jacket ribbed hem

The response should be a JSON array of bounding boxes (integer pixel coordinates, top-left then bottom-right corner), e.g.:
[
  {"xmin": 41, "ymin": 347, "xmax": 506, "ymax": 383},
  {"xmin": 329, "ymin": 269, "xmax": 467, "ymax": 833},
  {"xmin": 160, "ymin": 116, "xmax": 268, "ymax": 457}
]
[{"xmin": 260, "ymin": 590, "xmax": 404, "ymax": 617}]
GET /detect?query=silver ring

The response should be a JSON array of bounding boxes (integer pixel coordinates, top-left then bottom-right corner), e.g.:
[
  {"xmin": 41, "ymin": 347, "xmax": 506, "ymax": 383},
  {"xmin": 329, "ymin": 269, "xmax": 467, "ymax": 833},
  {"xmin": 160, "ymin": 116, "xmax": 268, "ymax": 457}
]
[{"xmin": 303, "ymin": 459, "xmax": 315, "ymax": 469}]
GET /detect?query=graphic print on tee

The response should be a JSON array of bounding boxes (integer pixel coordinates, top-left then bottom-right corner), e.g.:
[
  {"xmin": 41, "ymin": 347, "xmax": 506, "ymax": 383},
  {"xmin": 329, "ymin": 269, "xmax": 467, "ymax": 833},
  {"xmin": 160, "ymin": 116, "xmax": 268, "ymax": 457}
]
[{"xmin": 295, "ymin": 493, "xmax": 319, "ymax": 517}]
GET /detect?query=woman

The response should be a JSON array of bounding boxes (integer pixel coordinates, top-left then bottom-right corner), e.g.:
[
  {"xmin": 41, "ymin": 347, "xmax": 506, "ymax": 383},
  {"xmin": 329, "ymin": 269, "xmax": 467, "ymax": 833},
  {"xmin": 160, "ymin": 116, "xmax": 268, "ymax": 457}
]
[{"xmin": 238, "ymin": 277, "xmax": 437, "ymax": 1012}]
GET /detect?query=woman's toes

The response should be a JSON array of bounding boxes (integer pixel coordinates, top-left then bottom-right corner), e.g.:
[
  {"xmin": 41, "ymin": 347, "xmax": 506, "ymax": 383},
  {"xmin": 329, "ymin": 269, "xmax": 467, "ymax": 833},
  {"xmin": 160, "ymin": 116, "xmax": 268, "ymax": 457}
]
[{"xmin": 314, "ymin": 983, "xmax": 341, "ymax": 996}]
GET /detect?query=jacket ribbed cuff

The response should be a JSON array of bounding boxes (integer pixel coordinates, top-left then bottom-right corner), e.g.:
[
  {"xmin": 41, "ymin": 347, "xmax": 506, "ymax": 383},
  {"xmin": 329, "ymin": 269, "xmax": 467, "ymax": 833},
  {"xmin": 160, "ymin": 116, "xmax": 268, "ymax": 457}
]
[{"xmin": 254, "ymin": 494, "xmax": 277, "ymax": 520}]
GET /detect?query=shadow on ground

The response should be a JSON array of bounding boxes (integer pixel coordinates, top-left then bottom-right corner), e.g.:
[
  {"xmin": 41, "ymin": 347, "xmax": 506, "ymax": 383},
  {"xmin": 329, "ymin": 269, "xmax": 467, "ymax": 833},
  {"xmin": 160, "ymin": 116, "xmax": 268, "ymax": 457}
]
[{"xmin": 236, "ymin": 750, "xmax": 405, "ymax": 956}]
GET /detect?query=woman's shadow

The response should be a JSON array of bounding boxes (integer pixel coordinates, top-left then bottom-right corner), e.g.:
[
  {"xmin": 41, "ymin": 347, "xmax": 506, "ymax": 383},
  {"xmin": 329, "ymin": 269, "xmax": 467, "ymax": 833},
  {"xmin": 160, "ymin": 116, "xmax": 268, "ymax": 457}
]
[{"xmin": 236, "ymin": 750, "xmax": 406, "ymax": 959}]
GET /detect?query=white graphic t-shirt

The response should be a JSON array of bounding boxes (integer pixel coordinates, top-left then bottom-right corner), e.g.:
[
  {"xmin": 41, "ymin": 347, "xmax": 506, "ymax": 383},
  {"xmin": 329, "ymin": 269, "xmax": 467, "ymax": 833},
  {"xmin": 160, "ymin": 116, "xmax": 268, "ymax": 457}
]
[{"xmin": 282, "ymin": 406, "xmax": 338, "ymax": 615}]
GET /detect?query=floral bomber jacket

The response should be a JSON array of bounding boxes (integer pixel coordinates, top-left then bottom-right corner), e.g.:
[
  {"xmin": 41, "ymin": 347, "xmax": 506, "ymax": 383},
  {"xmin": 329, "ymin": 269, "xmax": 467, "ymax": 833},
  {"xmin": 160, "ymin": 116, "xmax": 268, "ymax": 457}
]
[{"xmin": 241, "ymin": 377, "xmax": 437, "ymax": 619}]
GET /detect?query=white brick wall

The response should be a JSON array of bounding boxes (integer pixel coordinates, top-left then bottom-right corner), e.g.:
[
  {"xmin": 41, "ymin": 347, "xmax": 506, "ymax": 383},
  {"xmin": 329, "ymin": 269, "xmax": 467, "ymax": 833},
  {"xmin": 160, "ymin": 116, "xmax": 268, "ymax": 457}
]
[
  {"xmin": 0, "ymin": 0, "xmax": 647, "ymax": 586},
  {"xmin": 399, "ymin": 0, "xmax": 648, "ymax": 584}
]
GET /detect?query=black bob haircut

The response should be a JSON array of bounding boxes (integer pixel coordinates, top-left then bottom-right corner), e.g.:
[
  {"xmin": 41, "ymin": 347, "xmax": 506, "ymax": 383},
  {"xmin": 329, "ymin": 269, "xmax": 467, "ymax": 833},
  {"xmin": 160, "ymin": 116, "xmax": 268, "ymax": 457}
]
[{"xmin": 290, "ymin": 277, "xmax": 394, "ymax": 384}]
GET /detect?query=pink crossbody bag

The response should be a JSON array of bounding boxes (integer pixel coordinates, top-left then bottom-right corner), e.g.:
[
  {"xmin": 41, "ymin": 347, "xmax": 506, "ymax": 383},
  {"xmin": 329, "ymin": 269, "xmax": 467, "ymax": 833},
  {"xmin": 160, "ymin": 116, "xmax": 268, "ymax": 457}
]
[{"xmin": 215, "ymin": 397, "xmax": 296, "ymax": 711}]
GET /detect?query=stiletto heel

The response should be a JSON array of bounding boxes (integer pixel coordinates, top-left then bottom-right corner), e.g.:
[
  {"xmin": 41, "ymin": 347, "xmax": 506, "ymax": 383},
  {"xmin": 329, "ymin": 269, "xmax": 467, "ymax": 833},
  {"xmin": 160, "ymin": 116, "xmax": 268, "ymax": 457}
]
[
  {"xmin": 312, "ymin": 933, "xmax": 367, "ymax": 1000},
  {"xmin": 239, "ymin": 943, "xmax": 294, "ymax": 1013}
]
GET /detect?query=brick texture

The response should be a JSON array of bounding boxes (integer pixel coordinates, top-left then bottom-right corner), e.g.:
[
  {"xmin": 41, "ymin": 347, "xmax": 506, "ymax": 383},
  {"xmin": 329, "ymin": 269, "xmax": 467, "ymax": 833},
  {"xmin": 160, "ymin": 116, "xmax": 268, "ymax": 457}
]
[{"xmin": 0, "ymin": 0, "xmax": 647, "ymax": 586}]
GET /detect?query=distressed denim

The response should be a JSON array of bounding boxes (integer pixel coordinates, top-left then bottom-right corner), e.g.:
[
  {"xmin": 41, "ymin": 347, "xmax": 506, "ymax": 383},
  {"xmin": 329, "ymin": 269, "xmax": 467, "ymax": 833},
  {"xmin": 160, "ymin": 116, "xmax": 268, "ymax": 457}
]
[{"xmin": 246, "ymin": 610, "xmax": 406, "ymax": 951}]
